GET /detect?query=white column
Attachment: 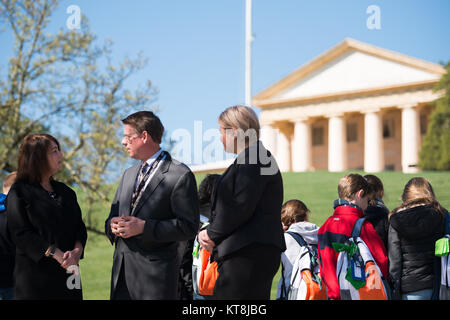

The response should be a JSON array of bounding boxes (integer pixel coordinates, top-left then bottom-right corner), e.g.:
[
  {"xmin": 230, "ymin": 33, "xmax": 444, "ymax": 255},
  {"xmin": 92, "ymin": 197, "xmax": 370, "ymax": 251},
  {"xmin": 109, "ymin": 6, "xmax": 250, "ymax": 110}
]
[
  {"xmin": 328, "ymin": 114, "xmax": 346, "ymax": 172},
  {"xmin": 292, "ymin": 118, "xmax": 311, "ymax": 172},
  {"xmin": 276, "ymin": 126, "xmax": 291, "ymax": 173},
  {"xmin": 259, "ymin": 124, "xmax": 277, "ymax": 156},
  {"xmin": 401, "ymin": 104, "xmax": 420, "ymax": 173},
  {"xmin": 363, "ymin": 110, "xmax": 384, "ymax": 172}
]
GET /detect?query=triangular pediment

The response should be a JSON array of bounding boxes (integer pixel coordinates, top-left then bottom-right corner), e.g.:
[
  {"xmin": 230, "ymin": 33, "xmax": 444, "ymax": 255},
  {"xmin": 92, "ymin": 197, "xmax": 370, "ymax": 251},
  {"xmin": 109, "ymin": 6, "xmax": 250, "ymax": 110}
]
[{"xmin": 254, "ymin": 39, "xmax": 445, "ymax": 104}]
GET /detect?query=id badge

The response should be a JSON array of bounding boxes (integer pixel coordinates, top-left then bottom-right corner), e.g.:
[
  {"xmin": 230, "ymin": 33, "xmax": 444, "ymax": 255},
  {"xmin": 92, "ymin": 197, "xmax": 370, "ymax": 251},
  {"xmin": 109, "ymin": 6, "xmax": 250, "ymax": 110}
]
[{"xmin": 350, "ymin": 258, "xmax": 365, "ymax": 282}]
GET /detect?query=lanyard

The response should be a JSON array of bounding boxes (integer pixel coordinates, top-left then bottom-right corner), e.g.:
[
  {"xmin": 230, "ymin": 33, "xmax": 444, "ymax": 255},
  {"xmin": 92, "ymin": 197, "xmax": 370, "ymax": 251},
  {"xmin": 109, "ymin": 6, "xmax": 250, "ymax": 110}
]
[{"xmin": 131, "ymin": 151, "xmax": 166, "ymax": 211}]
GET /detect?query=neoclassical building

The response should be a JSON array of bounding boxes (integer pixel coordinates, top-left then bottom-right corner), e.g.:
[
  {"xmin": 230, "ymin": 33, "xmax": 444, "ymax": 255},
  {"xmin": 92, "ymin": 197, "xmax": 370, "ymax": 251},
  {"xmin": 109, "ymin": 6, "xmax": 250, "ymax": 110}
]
[{"xmin": 254, "ymin": 38, "xmax": 446, "ymax": 173}]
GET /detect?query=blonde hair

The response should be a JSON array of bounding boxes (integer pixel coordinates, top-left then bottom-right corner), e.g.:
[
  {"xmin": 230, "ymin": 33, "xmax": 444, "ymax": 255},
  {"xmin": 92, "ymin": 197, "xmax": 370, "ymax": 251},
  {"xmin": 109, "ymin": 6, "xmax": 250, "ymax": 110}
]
[
  {"xmin": 218, "ymin": 105, "xmax": 260, "ymax": 140},
  {"xmin": 338, "ymin": 173, "xmax": 370, "ymax": 201},
  {"xmin": 391, "ymin": 177, "xmax": 446, "ymax": 217},
  {"xmin": 281, "ymin": 199, "xmax": 310, "ymax": 227},
  {"xmin": 3, "ymin": 171, "xmax": 17, "ymax": 194}
]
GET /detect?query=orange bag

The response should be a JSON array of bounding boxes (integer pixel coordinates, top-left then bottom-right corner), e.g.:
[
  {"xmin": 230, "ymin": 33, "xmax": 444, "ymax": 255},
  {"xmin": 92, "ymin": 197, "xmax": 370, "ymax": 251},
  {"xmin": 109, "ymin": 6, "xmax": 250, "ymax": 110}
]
[
  {"xmin": 300, "ymin": 270, "xmax": 328, "ymax": 300},
  {"xmin": 198, "ymin": 248, "xmax": 219, "ymax": 296},
  {"xmin": 193, "ymin": 244, "xmax": 219, "ymax": 296}
]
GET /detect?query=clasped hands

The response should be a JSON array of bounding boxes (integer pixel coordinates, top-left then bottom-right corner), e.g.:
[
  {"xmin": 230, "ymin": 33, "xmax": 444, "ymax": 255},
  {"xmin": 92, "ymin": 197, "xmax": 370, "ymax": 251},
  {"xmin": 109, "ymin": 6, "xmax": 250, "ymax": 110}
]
[
  {"xmin": 52, "ymin": 242, "xmax": 83, "ymax": 274},
  {"xmin": 110, "ymin": 215, "xmax": 145, "ymax": 239},
  {"xmin": 110, "ymin": 215, "xmax": 214, "ymax": 253}
]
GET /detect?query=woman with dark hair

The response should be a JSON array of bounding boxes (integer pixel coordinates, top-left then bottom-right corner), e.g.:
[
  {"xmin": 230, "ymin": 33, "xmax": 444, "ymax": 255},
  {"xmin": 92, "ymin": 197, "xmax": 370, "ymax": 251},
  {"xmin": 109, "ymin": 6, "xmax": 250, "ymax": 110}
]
[{"xmin": 6, "ymin": 134, "xmax": 87, "ymax": 300}]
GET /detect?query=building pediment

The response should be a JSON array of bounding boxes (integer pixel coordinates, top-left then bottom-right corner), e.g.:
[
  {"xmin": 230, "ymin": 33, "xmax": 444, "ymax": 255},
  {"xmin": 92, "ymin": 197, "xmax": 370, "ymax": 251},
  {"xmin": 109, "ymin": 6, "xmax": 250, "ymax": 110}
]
[{"xmin": 253, "ymin": 39, "xmax": 445, "ymax": 107}]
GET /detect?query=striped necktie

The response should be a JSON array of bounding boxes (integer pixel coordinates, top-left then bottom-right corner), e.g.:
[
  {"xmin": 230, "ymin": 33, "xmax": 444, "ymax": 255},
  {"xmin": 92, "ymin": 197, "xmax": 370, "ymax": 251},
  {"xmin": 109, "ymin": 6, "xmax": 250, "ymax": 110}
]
[{"xmin": 131, "ymin": 162, "xmax": 150, "ymax": 209}]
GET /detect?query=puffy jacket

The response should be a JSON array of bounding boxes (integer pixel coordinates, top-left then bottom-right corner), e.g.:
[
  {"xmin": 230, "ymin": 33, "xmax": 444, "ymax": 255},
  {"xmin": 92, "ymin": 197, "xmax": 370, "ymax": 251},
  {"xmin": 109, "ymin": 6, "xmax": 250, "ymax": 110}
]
[
  {"xmin": 388, "ymin": 204, "xmax": 444, "ymax": 298},
  {"xmin": 318, "ymin": 205, "xmax": 388, "ymax": 300}
]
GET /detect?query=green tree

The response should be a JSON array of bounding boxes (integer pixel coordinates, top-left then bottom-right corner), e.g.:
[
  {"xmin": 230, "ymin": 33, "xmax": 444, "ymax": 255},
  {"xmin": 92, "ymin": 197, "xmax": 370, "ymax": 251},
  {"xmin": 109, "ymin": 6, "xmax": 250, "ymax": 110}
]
[
  {"xmin": 419, "ymin": 62, "xmax": 450, "ymax": 171},
  {"xmin": 0, "ymin": 0, "xmax": 158, "ymax": 232},
  {"xmin": 0, "ymin": 0, "xmax": 93, "ymax": 173}
]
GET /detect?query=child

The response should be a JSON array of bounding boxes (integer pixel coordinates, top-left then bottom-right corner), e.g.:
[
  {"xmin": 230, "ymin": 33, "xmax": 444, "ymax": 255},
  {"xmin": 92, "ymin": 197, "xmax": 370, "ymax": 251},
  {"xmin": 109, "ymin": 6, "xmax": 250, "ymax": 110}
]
[
  {"xmin": 317, "ymin": 173, "xmax": 388, "ymax": 300},
  {"xmin": 364, "ymin": 174, "xmax": 389, "ymax": 249},
  {"xmin": 0, "ymin": 172, "xmax": 17, "ymax": 300},
  {"xmin": 388, "ymin": 177, "xmax": 446, "ymax": 300},
  {"xmin": 197, "ymin": 174, "xmax": 221, "ymax": 223},
  {"xmin": 277, "ymin": 199, "xmax": 320, "ymax": 299},
  {"xmin": 179, "ymin": 174, "xmax": 220, "ymax": 300}
]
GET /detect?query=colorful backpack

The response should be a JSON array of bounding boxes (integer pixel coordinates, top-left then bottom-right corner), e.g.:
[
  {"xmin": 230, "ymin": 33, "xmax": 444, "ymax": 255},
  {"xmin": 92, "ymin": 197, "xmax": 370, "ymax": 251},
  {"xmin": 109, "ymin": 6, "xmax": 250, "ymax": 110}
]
[
  {"xmin": 333, "ymin": 218, "xmax": 390, "ymax": 300},
  {"xmin": 435, "ymin": 211, "xmax": 450, "ymax": 300},
  {"xmin": 280, "ymin": 231, "xmax": 327, "ymax": 300},
  {"xmin": 192, "ymin": 223, "xmax": 218, "ymax": 296}
]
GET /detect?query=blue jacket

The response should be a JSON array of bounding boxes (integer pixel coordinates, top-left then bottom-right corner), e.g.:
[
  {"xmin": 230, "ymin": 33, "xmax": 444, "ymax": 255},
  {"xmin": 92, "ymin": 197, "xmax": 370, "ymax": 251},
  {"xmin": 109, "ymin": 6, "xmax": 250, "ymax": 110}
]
[
  {"xmin": 0, "ymin": 193, "xmax": 6, "ymax": 212},
  {"xmin": 0, "ymin": 192, "xmax": 15, "ymax": 288}
]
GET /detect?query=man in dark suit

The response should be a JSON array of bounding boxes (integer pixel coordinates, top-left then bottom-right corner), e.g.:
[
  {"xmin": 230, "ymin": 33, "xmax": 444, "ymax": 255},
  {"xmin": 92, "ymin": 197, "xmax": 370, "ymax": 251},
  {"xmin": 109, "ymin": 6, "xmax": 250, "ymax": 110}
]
[{"xmin": 105, "ymin": 111, "xmax": 199, "ymax": 300}]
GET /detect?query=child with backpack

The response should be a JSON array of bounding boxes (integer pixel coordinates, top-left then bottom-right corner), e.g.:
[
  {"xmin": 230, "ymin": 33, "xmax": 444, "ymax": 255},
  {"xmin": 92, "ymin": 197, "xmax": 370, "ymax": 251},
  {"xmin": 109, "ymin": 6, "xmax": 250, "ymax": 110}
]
[
  {"xmin": 318, "ymin": 173, "xmax": 388, "ymax": 300},
  {"xmin": 277, "ymin": 199, "xmax": 325, "ymax": 300},
  {"xmin": 388, "ymin": 177, "xmax": 446, "ymax": 300}
]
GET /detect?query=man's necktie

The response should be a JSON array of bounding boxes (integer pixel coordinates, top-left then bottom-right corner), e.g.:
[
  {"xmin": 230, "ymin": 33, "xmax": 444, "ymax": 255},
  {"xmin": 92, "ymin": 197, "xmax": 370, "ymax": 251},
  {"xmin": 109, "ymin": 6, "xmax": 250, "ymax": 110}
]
[
  {"xmin": 131, "ymin": 162, "xmax": 150, "ymax": 210},
  {"xmin": 130, "ymin": 151, "xmax": 166, "ymax": 213}
]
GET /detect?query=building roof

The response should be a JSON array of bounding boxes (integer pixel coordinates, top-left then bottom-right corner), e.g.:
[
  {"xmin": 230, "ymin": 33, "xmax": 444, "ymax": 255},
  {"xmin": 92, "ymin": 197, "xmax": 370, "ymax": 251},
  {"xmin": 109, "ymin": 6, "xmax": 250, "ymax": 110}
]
[{"xmin": 253, "ymin": 38, "xmax": 446, "ymax": 109}]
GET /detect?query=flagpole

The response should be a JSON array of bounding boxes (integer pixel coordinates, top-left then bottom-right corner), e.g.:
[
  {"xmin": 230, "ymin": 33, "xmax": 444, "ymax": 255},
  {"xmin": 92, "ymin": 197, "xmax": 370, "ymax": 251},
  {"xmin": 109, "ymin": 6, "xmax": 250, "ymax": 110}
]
[{"xmin": 245, "ymin": 0, "xmax": 252, "ymax": 106}]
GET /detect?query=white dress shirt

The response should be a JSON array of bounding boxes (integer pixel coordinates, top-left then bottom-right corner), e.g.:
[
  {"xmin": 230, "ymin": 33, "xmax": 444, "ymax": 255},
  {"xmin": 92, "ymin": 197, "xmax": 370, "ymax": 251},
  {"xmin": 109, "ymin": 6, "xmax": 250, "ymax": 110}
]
[{"xmin": 135, "ymin": 148, "xmax": 166, "ymax": 192}]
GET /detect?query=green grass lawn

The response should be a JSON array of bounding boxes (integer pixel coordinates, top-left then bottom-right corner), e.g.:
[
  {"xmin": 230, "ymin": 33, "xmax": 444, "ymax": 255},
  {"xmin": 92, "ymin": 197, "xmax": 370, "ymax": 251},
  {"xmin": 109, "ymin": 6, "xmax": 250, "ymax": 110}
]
[
  {"xmin": 77, "ymin": 170, "xmax": 450, "ymax": 300},
  {"xmin": 79, "ymin": 232, "xmax": 114, "ymax": 300}
]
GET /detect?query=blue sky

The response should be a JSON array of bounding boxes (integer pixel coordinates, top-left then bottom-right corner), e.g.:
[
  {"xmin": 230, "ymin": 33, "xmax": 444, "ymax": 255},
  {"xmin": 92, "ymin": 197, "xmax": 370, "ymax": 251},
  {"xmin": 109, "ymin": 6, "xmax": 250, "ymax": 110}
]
[{"xmin": 1, "ymin": 0, "xmax": 449, "ymax": 165}]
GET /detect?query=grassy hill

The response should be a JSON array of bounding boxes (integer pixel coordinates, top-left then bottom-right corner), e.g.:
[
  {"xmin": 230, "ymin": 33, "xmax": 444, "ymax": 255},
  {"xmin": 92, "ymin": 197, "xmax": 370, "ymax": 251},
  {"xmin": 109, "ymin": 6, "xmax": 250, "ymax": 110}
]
[{"xmin": 78, "ymin": 170, "xmax": 450, "ymax": 300}]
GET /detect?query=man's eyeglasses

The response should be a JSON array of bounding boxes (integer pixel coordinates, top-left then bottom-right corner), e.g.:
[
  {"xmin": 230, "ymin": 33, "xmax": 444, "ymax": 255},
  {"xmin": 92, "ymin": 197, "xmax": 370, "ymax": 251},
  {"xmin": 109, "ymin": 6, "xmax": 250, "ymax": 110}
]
[{"xmin": 123, "ymin": 134, "xmax": 140, "ymax": 143}]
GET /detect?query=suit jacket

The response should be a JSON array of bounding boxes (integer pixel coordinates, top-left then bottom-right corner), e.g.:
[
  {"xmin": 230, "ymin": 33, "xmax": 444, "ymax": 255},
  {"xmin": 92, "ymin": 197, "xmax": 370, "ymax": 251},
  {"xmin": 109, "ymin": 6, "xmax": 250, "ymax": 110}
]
[
  {"xmin": 207, "ymin": 141, "xmax": 286, "ymax": 259},
  {"xmin": 6, "ymin": 180, "xmax": 87, "ymax": 300},
  {"xmin": 105, "ymin": 152, "xmax": 199, "ymax": 300}
]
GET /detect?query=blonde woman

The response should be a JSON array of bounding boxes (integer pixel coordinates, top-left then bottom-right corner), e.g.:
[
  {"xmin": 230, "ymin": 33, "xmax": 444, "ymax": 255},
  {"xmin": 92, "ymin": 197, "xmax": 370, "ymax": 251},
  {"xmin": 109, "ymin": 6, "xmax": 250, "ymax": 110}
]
[
  {"xmin": 198, "ymin": 105, "xmax": 286, "ymax": 300},
  {"xmin": 388, "ymin": 177, "xmax": 447, "ymax": 300}
]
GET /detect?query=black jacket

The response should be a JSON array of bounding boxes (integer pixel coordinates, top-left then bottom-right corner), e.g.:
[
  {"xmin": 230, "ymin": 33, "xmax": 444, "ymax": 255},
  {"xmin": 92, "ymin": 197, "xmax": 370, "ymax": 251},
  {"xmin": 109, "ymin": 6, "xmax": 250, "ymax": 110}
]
[
  {"xmin": 207, "ymin": 141, "xmax": 286, "ymax": 259},
  {"xmin": 364, "ymin": 199, "xmax": 389, "ymax": 250},
  {"xmin": 388, "ymin": 204, "xmax": 444, "ymax": 298},
  {"xmin": 6, "ymin": 180, "xmax": 87, "ymax": 300}
]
